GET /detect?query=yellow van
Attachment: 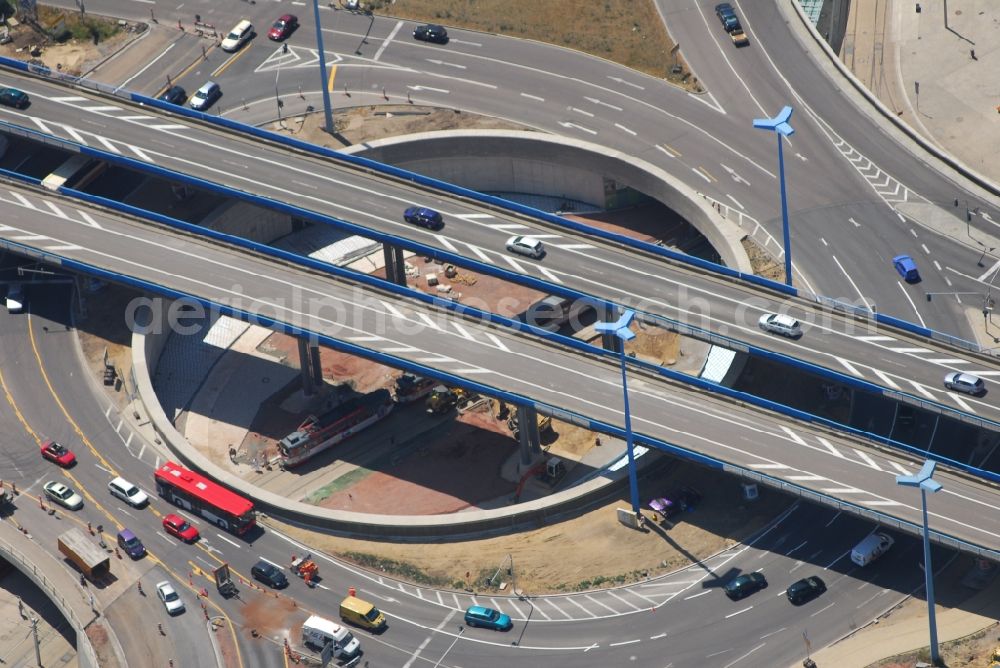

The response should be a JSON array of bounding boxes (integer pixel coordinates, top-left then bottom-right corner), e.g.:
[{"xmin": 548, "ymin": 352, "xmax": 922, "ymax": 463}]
[{"xmin": 340, "ymin": 596, "xmax": 386, "ymax": 631}]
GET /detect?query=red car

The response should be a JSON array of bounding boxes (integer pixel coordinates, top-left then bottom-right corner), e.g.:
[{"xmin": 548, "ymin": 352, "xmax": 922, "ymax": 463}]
[
  {"xmin": 162, "ymin": 514, "xmax": 200, "ymax": 543},
  {"xmin": 268, "ymin": 14, "xmax": 298, "ymax": 41},
  {"xmin": 40, "ymin": 440, "xmax": 76, "ymax": 467}
]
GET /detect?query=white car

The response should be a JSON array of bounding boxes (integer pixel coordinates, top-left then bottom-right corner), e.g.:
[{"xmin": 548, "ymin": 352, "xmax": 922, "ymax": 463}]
[
  {"xmin": 5, "ymin": 283, "xmax": 24, "ymax": 312},
  {"xmin": 156, "ymin": 581, "xmax": 185, "ymax": 615},
  {"xmin": 220, "ymin": 19, "xmax": 254, "ymax": 52},
  {"xmin": 108, "ymin": 477, "xmax": 149, "ymax": 508},
  {"xmin": 758, "ymin": 313, "xmax": 802, "ymax": 338},
  {"xmin": 43, "ymin": 481, "xmax": 83, "ymax": 510},
  {"xmin": 505, "ymin": 235, "xmax": 545, "ymax": 259}
]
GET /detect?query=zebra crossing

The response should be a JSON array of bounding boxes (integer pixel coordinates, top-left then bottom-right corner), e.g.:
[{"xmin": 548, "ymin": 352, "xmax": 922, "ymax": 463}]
[{"xmin": 362, "ymin": 541, "xmax": 757, "ymax": 622}]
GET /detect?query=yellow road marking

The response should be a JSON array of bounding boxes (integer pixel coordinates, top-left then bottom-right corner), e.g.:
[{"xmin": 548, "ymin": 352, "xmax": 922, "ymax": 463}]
[
  {"xmin": 213, "ymin": 45, "xmax": 253, "ymax": 78},
  {"xmin": 327, "ymin": 64, "xmax": 337, "ymax": 92}
]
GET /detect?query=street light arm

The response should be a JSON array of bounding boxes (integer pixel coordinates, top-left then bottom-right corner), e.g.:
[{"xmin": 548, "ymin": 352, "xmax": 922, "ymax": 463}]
[
  {"xmin": 594, "ymin": 309, "xmax": 636, "ymax": 341},
  {"xmin": 753, "ymin": 105, "xmax": 795, "ymax": 137}
]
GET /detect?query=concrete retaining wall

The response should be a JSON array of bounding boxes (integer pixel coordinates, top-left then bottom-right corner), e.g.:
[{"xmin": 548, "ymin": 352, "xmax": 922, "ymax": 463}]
[
  {"xmin": 343, "ymin": 130, "xmax": 752, "ymax": 273},
  {"xmin": 131, "ymin": 298, "xmax": 637, "ymax": 538},
  {"xmin": 203, "ymin": 199, "xmax": 295, "ymax": 243}
]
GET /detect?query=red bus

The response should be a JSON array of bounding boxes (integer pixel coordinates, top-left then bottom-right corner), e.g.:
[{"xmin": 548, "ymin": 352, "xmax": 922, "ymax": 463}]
[{"xmin": 154, "ymin": 461, "xmax": 255, "ymax": 535}]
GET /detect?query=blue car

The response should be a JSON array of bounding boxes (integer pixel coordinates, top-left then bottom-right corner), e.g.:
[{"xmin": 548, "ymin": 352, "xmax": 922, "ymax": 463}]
[
  {"xmin": 403, "ymin": 206, "xmax": 444, "ymax": 230},
  {"xmin": 158, "ymin": 85, "xmax": 187, "ymax": 105},
  {"xmin": 116, "ymin": 528, "xmax": 146, "ymax": 559},
  {"xmin": 464, "ymin": 605, "xmax": 512, "ymax": 631},
  {"xmin": 892, "ymin": 254, "xmax": 920, "ymax": 282}
]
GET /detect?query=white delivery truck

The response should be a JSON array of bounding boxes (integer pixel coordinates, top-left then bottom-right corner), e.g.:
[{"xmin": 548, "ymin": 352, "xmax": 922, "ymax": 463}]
[
  {"xmin": 302, "ymin": 615, "xmax": 362, "ymax": 662},
  {"xmin": 851, "ymin": 531, "xmax": 894, "ymax": 567}
]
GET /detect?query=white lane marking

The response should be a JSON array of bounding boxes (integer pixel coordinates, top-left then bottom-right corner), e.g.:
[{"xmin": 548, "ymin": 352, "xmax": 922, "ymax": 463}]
[
  {"xmin": 614, "ymin": 122, "xmax": 637, "ymax": 136},
  {"xmin": 94, "ymin": 463, "xmax": 113, "ymax": 474},
  {"xmin": 852, "ymin": 449, "xmax": 881, "ymax": 471},
  {"xmin": 855, "ymin": 335, "xmax": 894, "ymax": 342},
  {"xmin": 451, "ymin": 322, "xmax": 475, "ymax": 341},
  {"xmin": 907, "ymin": 380, "xmax": 936, "ymax": 400},
  {"xmin": 834, "ymin": 357, "xmax": 863, "ymax": 377},
  {"xmin": 96, "ymin": 136, "xmax": 122, "ymax": 154},
  {"xmin": 725, "ymin": 606, "xmax": 753, "ymax": 619},
  {"xmin": 824, "ymin": 550, "xmax": 850, "ymax": 570},
  {"xmin": 864, "ymin": 500, "xmax": 903, "ymax": 506},
  {"xmin": 726, "ymin": 194, "xmax": 745, "ymax": 210},
  {"xmin": 825, "ymin": 510, "xmax": 842, "ymax": 527},
  {"xmin": 380, "ymin": 300, "xmax": 405, "ymax": 319},
  {"xmin": 976, "ymin": 258, "xmax": 1000, "ymax": 281},
  {"xmin": 402, "ymin": 609, "xmax": 456, "ymax": 668},
  {"xmin": 857, "ymin": 588, "xmax": 890, "ymax": 608},
  {"xmin": 723, "ymin": 642, "xmax": 765, "ymax": 668},
  {"xmin": 417, "ymin": 313, "xmax": 441, "ymax": 330},
  {"xmin": 499, "ymin": 254, "xmax": 528, "ymax": 273},
  {"xmin": 788, "ymin": 475, "xmax": 825, "ymax": 481},
  {"xmin": 684, "ymin": 590, "xmax": 711, "ymax": 600},
  {"xmin": 407, "ymin": 85, "xmax": 450, "ymax": 94},
  {"xmin": 435, "ymin": 236, "xmax": 457, "ymax": 252},
  {"xmin": 373, "ymin": 21, "xmax": 403, "ymax": 61},
  {"xmin": 549, "ymin": 243, "xmax": 595, "ymax": 250},
  {"xmin": 520, "ymin": 92, "xmax": 545, "ymax": 102},
  {"xmin": 506, "ymin": 598, "xmax": 526, "ymax": 619},
  {"xmin": 584, "ymin": 594, "xmax": 620, "ymax": 615},
  {"xmin": 584, "ymin": 96, "xmax": 624, "ymax": 111},
  {"xmin": 605, "ymin": 589, "xmax": 642, "ymax": 611},
  {"xmin": 215, "ymin": 533, "xmax": 240, "ymax": 548},
  {"xmin": 896, "ymin": 282, "xmax": 927, "ymax": 327},
  {"xmin": 557, "ymin": 121, "xmax": 597, "ymax": 135},
  {"xmin": 487, "ymin": 223, "xmax": 528, "ymax": 231},
  {"xmin": 570, "ymin": 107, "xmax": 595, "ymax": 117},
  {"xmin": 872, "ymin": 369, "xmax": 900, "ymax": 389},
  {"xmin": 607, "ymin": 75, "xmax": 644, "ymax": 89},
  {"xmin": 810, "ymin": 602, "xmax": 836, "ymax": 617},
  {"xmin": 538, "ymin": 266, "xmax": 563, "ymax": 283},
  {"xmin": 564, "ymin": 596, "xmax": 597, "ymax": 618},
  {"xmin": 921, "ymin": 243, "xmax": 930, "ymax": 254},
  {"xmin": 425, "ymin": 58, "xmax": 467, "ymax": 70},
  {"xmin": 785, "ymin": 540, "xmax": 807, "ymax": 556},
  {"xmin": 926, "ymin": 358, "xmax": 968, "ymax": 364},
  {"xmin": 888, "ymin": 347, "xmax": 931, "ymax": 353},
  {"xmin": 490, "ymin": 598, "xmax": 503, "ymax": 614},
  {"xmin": 949, "ymin": 393, "xmax": 974, "ymax": 413},
  {"xmin": 691, "ymin": 167, "xmax": 712, "ymax": 183},
  {"xmin": 650, "ymin": 632, "xmax": 667, "ymax": 640},
  {"xmin": 831, "ymin": 255, "xmax": 873, "ymax": 310},
  {"xmin": 609, "ymin": 639, "xmax": 640, "ymax": 647},
  {"xmin": 466, "ymin": 244, "xmax": 493, "ymax": 263},
  {"xmin": 748, "ymin": 463, "xmax": 789, "ymax": 470},
  {"xmin": 822, "ymin": 487, "xmax": 862, "ymax": 494},
  {"xmin": 484, "ymin": 333, "xmax": 509, "ymax": 352},
  {"xmin": 760, "ymin": 627, "xmax": 786, "ymax": 640},
  {"xmin": 780, "ymin": 426, "xmax": 805, "ymax": 445},
  {"xmin": 888, "ymin": 461, "xmax": 911, "ymax": 475}
]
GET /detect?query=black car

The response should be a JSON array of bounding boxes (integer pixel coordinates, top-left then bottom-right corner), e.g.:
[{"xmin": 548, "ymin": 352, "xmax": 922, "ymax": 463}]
[
  {"xmin": 413, "ymin": 24, "xmax": 448, "ymax": 44},
  {"xmin": 158, "ymin": 86, "xmax": 187, "ymax": 105},
  {"xmin": 403, "ymin": 206, "xmax": 444, "ymax": 230},
  {"xmin": 724, "ymin": 572, "xmax": 767, "ymax": 600},
  {"xmin": 251, "ymin": 560, "xmax": 289, "ymax": 588},
  {"xmin": 786, "ymin": 576, "xmax": 826, "ymax": 605}
]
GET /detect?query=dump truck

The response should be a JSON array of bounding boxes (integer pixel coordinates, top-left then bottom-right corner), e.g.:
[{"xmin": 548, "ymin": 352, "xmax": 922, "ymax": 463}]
[{"xmin": 58, "ymin": 528, "xmax": 110, "ymax": 580}]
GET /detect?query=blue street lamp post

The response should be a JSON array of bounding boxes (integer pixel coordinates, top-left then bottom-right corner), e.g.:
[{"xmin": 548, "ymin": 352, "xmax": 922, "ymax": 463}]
[
  {"xmin": 312, "ymin": 0, "xmax": 335, "ymax": 133},
  {"xmin": 896, "ymin": 460, "xmax": 943, "ymax": 665},
  {"xmin": 595, "ymin": 310, "xmax": 640, "ymax": 514},
  {"xmin": 753, "ymin": 106, "xmax": 795, "ymax": 287}
]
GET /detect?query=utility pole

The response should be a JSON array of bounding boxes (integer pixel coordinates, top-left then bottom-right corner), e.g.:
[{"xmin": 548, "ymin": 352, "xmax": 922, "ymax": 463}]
[{"xmin": 30, "ymin": 615, "xmax": 41, "ymax": 666}]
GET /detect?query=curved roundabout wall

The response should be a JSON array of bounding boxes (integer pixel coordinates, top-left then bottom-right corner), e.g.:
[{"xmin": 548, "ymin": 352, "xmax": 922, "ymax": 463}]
[{"xmin": 342, "ymin": 129, "xmax": 752, "ymax": 273}]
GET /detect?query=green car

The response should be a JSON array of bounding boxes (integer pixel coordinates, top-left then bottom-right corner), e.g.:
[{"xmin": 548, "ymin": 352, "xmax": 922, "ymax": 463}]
[{"xmin": 0, "ymin": 87, "xmax": 30, "ymax": 109}]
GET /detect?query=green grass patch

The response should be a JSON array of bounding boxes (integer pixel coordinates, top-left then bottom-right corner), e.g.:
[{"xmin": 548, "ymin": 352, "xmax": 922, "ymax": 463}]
[
  {"xmin": 341, "ymin": 551, "xmax": 450, "ymax": 587},
  {"xmin": 302, "ymin": 467, "xmax": 373, "ymax": 504}
]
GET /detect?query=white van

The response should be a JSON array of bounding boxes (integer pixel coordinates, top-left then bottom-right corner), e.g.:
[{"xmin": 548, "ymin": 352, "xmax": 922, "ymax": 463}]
[
  {"xmin": 851, "ymin": 531, "xmax": 894, "ymax": 567},
  {"xmin": 301, "ymin": 615, "xmax": 361, "ymax": 659},
  {"xmin": 221, "ymin": 19, "xmax": 254, "ymax": 52}
]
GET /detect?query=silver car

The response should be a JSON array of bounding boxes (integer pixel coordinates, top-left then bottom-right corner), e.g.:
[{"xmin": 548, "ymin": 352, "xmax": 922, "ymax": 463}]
[
  {"xmin": 43, "ymin": 481, "xmax": 83, "ymax": 510},
  {"xmin": 189, "ymin": 81, "xmax": 221, "ymax": 111},
  {"xmin": 505, "ymin": 235, "xmax": 545, "ymax": 259},
  {"xmin": 758, "ymin": 313, "xmax": 802, "ymax": 338},
  {"xmin": 156, "ymin": 581, "xmax": 185, "ymax": 615},
  {"xmin": 944, "ymin": 372, "xmax": 985, "ymax": 396}
]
